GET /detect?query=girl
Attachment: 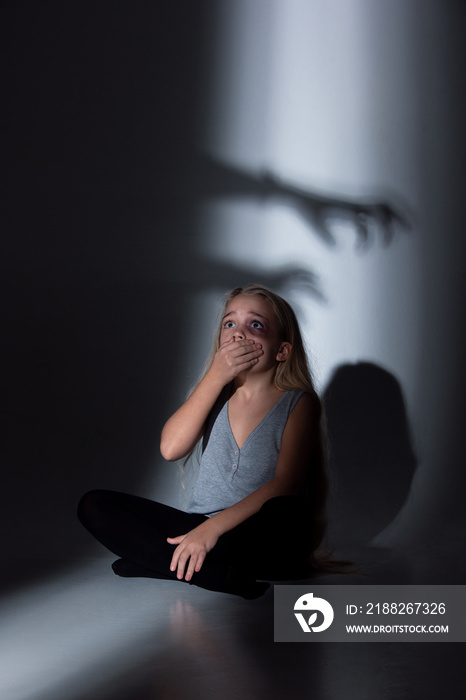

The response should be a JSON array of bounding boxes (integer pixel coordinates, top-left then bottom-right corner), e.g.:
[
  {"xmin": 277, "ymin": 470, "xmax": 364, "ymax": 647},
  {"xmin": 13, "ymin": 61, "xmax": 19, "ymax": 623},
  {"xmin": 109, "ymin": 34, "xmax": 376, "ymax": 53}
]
[{"xmin": 78, "ymin": 284, "xmax": 328, "ymax": 598}]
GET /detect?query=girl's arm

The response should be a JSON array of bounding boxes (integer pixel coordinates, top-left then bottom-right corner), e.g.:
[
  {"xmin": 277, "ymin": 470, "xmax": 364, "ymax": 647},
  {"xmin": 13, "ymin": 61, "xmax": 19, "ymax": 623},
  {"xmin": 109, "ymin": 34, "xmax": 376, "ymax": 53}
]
[
  {"xmin": 160, "ymin": 337, "xmax": 263, "ymax": 461},
  {"xmin": 168, "ymin": 392, "xmax": 317, "ymax": 580}
]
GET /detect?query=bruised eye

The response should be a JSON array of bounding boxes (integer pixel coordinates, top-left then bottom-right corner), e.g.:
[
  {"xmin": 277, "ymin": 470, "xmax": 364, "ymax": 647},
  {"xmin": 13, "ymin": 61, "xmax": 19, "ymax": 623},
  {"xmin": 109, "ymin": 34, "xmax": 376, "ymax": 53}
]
[{"xmin": 250, "ymin": 321, "xmax": 263, "ymax": 329}]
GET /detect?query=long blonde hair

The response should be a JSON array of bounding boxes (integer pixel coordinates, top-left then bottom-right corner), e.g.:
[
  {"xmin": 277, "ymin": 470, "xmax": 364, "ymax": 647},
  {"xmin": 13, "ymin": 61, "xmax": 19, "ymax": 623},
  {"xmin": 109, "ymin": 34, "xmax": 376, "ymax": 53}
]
[{"xmin": 191, "ymin": 284, "xmax": 329, "ymax": 551}]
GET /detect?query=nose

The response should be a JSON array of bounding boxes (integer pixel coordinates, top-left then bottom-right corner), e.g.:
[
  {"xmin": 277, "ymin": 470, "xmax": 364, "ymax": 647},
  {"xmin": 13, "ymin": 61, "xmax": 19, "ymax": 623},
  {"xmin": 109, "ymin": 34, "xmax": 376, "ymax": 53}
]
[{"xmin": 232, "ymin": 328, "xmax": 245, "ymax": 340}]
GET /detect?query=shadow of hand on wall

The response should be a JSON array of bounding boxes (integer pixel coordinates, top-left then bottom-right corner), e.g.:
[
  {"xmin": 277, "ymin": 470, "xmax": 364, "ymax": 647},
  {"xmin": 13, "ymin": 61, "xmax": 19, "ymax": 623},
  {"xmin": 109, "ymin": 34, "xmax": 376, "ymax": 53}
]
[
  {"xmin": 186, "ymin": 151, "xmax": 410, "ymax": 250},
  {"xmin": 322, "ymin": 362, "xmax": 417, "ymax": 548}
]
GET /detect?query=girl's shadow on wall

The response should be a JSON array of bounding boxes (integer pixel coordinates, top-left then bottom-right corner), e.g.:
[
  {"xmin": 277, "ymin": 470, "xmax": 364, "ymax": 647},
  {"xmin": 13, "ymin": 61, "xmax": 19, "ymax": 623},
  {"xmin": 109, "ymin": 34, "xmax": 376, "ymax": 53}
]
[{"xmin": 322, "ymin": 362, "xmax": 417, "ymax": 549}]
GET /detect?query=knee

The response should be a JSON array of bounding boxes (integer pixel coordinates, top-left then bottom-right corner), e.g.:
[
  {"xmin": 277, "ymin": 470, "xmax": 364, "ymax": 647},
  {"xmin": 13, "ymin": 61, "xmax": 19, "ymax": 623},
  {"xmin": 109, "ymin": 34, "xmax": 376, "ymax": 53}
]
[
  {"xmin": 259, "ymin": 495, "xmax": 308, "ymax": 518},
  {"xmin": 77, "ymin": 489, "xmax": 107, "ymax": 528},
  {"xmin": 259, "ymin": 495, "xmax": 313, "ymax": 535}
]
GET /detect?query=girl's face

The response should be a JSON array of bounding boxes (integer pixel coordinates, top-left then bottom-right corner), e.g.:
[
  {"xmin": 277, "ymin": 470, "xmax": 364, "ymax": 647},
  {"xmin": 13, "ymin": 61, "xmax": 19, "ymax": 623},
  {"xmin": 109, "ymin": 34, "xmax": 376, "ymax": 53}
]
[{"xmin": 220, "ymin": 294, "xmax": 290, "ymax": 371}]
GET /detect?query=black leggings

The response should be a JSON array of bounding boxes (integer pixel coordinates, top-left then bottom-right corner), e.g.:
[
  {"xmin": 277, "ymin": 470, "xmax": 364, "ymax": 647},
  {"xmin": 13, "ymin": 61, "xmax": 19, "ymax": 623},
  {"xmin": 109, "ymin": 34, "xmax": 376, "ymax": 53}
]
[{"xmin": 77, "ymin": 490, "xmax": 312, "ymax": 594}]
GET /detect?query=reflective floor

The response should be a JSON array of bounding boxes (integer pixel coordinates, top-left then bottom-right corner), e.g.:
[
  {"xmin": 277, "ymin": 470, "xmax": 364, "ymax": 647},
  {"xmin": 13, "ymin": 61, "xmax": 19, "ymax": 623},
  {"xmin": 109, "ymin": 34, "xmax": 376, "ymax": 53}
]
[{"xmin": 1, "ymin": 545, "xmax": 465, "ymax": 700}]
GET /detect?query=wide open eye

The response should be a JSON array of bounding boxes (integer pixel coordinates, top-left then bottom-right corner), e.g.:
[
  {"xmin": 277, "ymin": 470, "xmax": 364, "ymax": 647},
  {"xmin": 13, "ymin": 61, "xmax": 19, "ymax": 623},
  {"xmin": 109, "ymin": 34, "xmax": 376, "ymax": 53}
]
[
  {"xmin": 224, "ymin": 321, "xmax": 235, "ymax": 329},
  {"xmin": 250, "ymin": 320, "xmax": 264, "ymax": 330}
]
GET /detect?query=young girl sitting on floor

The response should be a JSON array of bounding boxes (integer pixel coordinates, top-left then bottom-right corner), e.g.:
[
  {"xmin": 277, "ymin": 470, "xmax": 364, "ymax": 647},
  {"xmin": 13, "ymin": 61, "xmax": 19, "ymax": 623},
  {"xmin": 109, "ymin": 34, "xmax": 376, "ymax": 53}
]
[{"xmin": 78, "ymin": 284, "xmax": 328, "ymax": 598}]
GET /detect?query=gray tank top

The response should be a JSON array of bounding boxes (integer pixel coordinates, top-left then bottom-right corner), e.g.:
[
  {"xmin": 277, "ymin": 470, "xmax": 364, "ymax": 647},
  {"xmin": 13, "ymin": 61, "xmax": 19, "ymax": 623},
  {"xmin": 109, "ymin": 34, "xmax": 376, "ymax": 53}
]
[{"xmin": 187, "ymin": 387, "xmax": 305, "ymax": 515}]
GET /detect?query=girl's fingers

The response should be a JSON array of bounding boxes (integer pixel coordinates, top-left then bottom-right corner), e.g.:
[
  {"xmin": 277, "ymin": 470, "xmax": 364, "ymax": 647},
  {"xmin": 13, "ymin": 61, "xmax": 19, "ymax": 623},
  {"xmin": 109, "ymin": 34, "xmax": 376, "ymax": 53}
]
[
  {"xmin": 229, "ymin": 343, "xmax": 262, "ymax": 362},
  {"xmin": 177, "ymin": 557, "xmax": 187, "ymax": 579},
  {"xmin": 219, "ymin": 337, "xmax": 253, "ymax": 350},
  {"xmin": 169, "ymin": 549, "xmax": 179, "ymax": 572},
  {"xmin": 170, "ymin": 541, "xmax": 193, "ymax": 579},
  {"xmin": 169, "ymin": 540, "xmax": 208, "ymax": 581},
  {"xmin": 214, "ymin": 338, "xmax": 263, "ymax": 381},
  {"xmin": 235, "ymin": 340, "xmax": 260, "ymax": 353},
  {"xmin": 184, "ymin": 556, "xmax": 197, "ymax": 582},
  {"xmin": 185, "ymin": 550, "xmax": 206, "ymax": 581},
  {"xmin": 168, "ymin": 534, "xmax": 186, "ymax": 572},
  {"xmin": 194, "ymin": 552, "xmax": 205, "ymax": 573},
  {"xmin": 221, "ymin": 338, "xmax": 259, "ymax": 354}
]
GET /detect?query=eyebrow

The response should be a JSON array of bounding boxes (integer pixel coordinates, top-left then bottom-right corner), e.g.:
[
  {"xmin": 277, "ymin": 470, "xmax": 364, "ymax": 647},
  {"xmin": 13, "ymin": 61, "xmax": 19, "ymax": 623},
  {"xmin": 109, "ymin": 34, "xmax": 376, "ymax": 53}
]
[{"xmin": 223, "ymin": 310, "xmax": 269, "ymax": 321}]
